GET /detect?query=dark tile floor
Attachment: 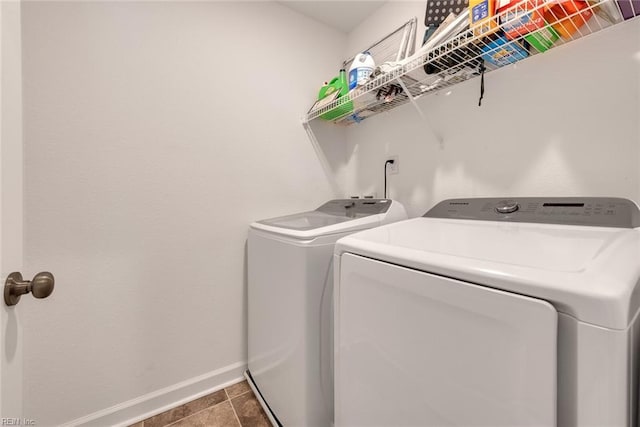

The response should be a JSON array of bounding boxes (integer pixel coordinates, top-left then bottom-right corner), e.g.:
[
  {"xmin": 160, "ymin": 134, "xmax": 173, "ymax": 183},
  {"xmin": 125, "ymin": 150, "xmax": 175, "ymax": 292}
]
[{"xmin": 130, "ymin": 380, "xmax": 271, "ymax": 427}]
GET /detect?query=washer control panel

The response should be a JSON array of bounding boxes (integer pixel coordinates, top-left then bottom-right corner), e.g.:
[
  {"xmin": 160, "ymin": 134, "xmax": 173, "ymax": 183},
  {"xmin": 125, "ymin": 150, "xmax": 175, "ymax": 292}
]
[
  {"xmin": 424, "ymin": 197, "xmax": 640, "ymax": 228},
  {"xmin": 318, "ymin": 199, "xmax": 391, "ymax": 217}
]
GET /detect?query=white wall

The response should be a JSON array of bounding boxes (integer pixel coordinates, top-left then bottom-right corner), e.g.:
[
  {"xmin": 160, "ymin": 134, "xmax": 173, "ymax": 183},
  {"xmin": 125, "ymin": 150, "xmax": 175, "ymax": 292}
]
[
  {"xmin": 0, "ymin": 0, "xmax": 24, "ymax": 418},
  {"xmin": 20, "ymin": 2, "xmax": 346, "ymax": 424},
  {"xmin": 345, "ymin": 2, "xmax": 640, "ymax": 217}
]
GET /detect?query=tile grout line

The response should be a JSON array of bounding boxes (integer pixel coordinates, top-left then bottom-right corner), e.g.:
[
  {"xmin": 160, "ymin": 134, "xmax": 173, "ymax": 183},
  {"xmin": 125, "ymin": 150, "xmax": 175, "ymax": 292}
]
[
  {"xmin": 232, "ymin": 389, "xmax": 252, "ymax": 398},
  {"xmin": 138, "ymin": 384, "xmax": 250, "ymax": 427},
  {"xmin": 162, "ymin": 391, "xmax": 233, "ymax": 427},
  {"xmin": 227, "ymin": 389, "xmax": 243, "ymax": 427}
]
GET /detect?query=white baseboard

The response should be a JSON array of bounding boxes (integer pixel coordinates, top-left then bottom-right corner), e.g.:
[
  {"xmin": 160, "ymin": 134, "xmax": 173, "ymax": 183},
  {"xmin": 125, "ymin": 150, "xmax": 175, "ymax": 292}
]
[{"xmin": 61, "ymin": 361, "xmax": 247, "ymax": 427}]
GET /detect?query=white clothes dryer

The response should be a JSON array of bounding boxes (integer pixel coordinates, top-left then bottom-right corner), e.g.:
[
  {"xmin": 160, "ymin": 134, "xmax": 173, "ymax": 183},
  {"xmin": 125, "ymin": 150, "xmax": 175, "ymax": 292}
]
[
  {"xmin": 247, "ymin": 199, "xmax": 406, "ymax": 426},
  {"xmin": 334, "ymin": 197, "xmax": 640, "ymax": 427}
]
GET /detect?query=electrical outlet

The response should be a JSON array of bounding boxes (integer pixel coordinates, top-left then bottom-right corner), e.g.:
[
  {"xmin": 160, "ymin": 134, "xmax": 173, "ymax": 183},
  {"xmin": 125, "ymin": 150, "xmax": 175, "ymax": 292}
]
[{"xmin": 388, "ymin": 156, "xmax": 399, "ymax": 174}]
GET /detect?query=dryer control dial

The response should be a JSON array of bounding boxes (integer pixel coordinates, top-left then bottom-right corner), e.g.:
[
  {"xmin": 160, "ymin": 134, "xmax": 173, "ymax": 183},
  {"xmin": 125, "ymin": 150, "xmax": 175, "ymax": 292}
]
[{"xmin": 496, "ymin": 200, "xmax": 519, "ymax": 214}]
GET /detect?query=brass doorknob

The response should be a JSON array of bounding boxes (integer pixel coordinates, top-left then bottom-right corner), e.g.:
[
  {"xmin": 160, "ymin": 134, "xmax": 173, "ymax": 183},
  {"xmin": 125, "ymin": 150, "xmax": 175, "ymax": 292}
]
[{"xmin": 4, "ymin": 272, "xmax": 55, "ymax": 306}]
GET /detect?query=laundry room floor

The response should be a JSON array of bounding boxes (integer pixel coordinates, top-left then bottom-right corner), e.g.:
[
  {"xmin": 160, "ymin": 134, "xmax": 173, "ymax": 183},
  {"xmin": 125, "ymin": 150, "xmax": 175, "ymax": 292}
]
[{"xmin": 130, "ymin": 380, "xmax": 270, "ymax": 427}]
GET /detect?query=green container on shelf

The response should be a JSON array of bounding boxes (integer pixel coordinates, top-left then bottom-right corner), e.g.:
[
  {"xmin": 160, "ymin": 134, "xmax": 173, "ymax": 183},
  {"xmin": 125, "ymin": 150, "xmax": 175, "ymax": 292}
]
[
  {"xmin": 525, "ymin": 25, "xmax": 560, "ymax": 53},
  {"xmin": 318, "ymin": 69, "xmax": 353, "ymax": 121}
]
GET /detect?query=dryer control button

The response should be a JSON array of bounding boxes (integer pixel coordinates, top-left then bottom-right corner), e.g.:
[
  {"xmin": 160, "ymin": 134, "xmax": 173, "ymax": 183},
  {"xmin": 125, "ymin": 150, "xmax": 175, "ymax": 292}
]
[{"xmin": 496, "ymin": 200, "xmax": 519, "ymax": 214}]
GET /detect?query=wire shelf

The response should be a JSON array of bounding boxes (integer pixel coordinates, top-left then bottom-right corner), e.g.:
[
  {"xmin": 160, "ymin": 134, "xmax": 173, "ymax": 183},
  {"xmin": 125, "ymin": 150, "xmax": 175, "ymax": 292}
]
[
  {"xmin": 305, "ymin": 0, "xmax": 637, "ymax": 126},
  {"xmin": 343, "ymin": 17, "xmax": 418, "ymax": 70}
]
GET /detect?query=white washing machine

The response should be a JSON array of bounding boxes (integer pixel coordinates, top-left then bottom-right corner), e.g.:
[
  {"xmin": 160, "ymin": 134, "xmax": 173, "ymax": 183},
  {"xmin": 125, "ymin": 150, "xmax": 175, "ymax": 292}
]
[
  {"xmin": 246, "ymin": 199, "xmax": 407, "ymax": 427},
  {"xmin": 334, "ymin": 197, "xmax": 640, "ymax": 427}
]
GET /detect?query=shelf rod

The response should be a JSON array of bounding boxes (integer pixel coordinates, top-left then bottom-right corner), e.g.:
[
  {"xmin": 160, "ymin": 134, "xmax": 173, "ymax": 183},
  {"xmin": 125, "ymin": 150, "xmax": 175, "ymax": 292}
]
[{"xmin": 395, "ymin": 77, "xmax": 444, "ymax": 146}]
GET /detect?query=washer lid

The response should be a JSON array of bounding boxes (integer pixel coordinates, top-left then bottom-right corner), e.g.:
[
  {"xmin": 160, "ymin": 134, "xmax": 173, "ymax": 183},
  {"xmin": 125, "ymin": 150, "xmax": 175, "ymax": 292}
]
[
  {"xmin": 251, "ymin": 199, "xmax": 394, "ymax": 239},
  {"xmin": 335, "ymin": 216, "xmax": 640, "ymax": 329}
]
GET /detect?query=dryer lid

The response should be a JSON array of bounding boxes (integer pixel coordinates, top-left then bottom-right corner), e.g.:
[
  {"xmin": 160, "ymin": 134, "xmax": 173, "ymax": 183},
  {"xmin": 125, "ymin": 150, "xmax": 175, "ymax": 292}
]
[{"xmin": 335, "ymin": 198, "xmax": 640, "ymax": 330}]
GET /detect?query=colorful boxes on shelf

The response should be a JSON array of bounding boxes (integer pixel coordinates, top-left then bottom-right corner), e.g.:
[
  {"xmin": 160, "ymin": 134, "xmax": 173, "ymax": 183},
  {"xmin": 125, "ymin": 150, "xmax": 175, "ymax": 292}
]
[
  {"xmin": 500, "ymin": 0, "xmax": 546, "ymax": 38},
  {"xmin": 470, "ymin": 0, "xmax": 500, "ymax": 35},
  {"xmin": 547, "ymin": 0, "xmax": 594, "ymax": 38},
  {"xmin": 498, "ymin": 0, "xmax": 560, "ymax": 52},
  {"xmin": 525, "ymin": 24, "xmax": 560, "ymax": 52},
  {"xmin": 616, "ymin": 0, "xmax": 640, "ymax": 19},
  {"xmin": 481, "ymin": 34, "xmax": 529, "ymax": 66},
  {"xmin": 495, "ymin": 0, "xmax": 595, "ymax": 52}
]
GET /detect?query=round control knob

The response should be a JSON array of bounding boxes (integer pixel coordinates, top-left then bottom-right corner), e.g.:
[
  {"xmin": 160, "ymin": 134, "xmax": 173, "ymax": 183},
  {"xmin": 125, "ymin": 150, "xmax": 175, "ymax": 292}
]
[{"xmin": 495, "ymin": 200, "xmax": 519, "ymax": 214}]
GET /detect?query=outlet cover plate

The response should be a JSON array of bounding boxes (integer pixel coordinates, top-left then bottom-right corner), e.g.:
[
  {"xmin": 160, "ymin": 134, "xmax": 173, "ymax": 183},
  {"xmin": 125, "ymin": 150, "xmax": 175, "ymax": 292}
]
[{"xmin": 388, "ymin": 156, "xmax": 399, "ymax": 174}]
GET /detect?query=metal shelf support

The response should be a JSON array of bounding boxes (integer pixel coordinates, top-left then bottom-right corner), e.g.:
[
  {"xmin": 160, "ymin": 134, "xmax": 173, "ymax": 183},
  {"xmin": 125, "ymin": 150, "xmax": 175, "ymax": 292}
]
[{"xmin": 395, "ymin": 77, "xmax": 444, "ymax": 147}]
